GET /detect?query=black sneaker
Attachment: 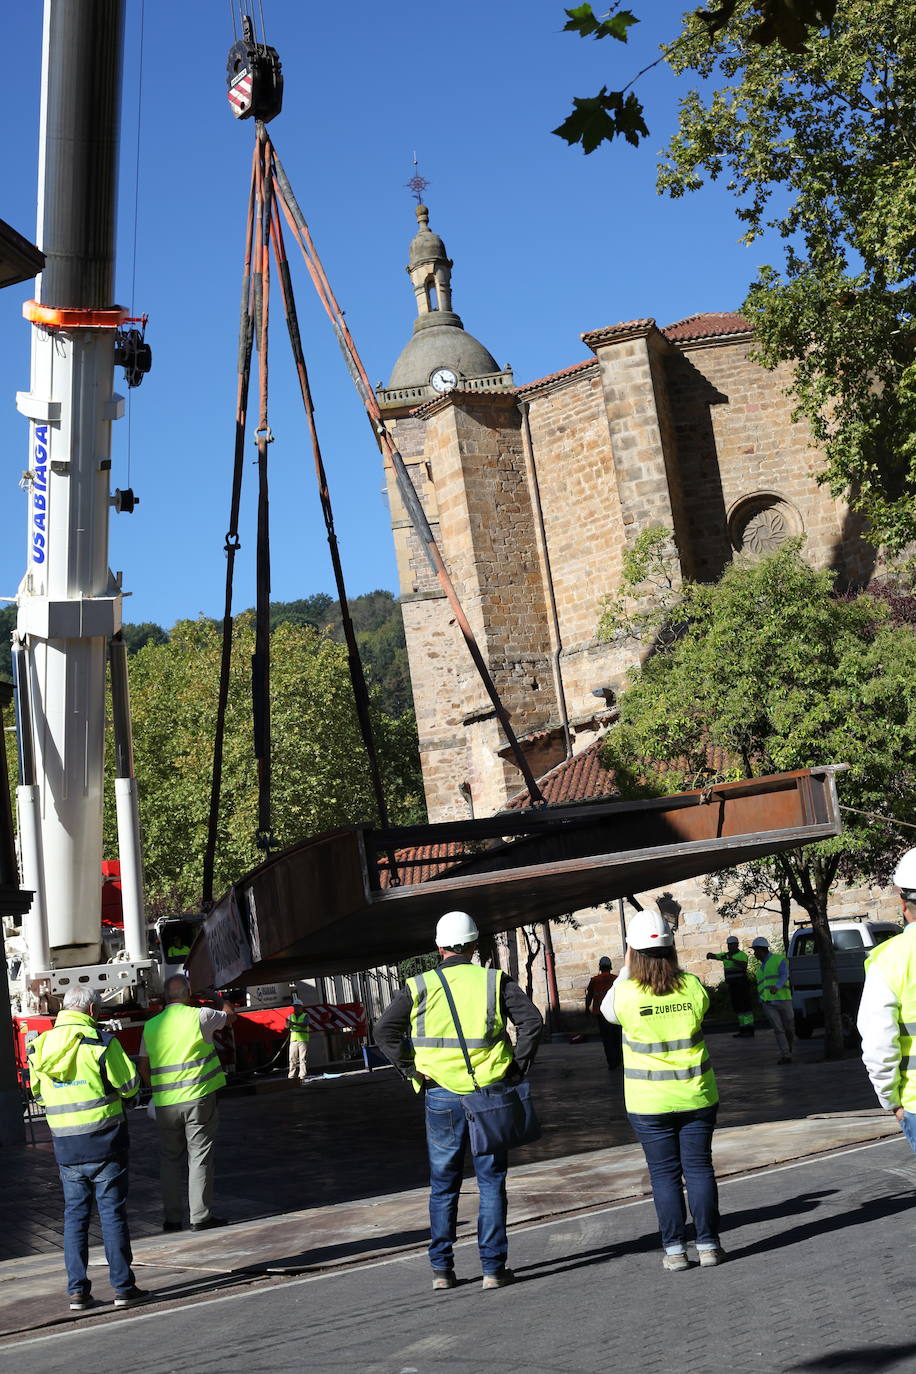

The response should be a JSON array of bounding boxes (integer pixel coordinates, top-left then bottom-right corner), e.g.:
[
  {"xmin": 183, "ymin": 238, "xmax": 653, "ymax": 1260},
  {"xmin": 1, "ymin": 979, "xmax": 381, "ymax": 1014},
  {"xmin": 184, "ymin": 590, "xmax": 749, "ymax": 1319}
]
[
  {"xmin": 190, "ymin": 1216, "xmax": 228, "ymax": 1232},
  {"xmin": 114, "ymin": 1286, "xmax": 150, "ymax": 1308},
  {"xmin": 68, "ymin": 1291, "xmax": 92, "ymax": 1311}
]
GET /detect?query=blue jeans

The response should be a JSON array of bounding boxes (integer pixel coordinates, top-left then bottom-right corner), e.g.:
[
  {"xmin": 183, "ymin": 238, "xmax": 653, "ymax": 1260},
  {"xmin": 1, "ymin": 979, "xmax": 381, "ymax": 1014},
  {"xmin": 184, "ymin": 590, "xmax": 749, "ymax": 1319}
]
[
  {"xmin": 425, "ymin": 1085, "xmax": 509, "ymax": 1275},
  {"xmin": 900, "ymin": 1111, "xmax": 916, "ymax": 1155},
  {"xmin": 628, "ymin": 1105, "xmax": 720, "ymax": 1250},
  {"xmin": 59, "ymin": 1158, "xmax": 135, "ymax": 1296}
]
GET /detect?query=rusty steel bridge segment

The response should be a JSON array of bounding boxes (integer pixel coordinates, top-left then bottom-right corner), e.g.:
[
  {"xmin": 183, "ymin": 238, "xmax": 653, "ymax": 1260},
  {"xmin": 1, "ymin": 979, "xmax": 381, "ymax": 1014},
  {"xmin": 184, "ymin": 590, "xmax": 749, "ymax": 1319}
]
[{"xmin": 186, "ymin": 766, "xmax": 843, "ymax": 988}]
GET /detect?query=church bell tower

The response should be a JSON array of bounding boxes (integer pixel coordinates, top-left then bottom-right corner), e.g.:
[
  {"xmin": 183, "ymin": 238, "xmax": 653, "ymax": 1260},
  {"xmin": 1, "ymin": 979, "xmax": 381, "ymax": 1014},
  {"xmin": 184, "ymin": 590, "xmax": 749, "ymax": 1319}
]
[
  {"xmin": 379, "ymin": 201, "xmax": 557, "ymax": 822},
  {"xmin": 377, "ymin": 203, "xmax": 513, "ymax": 410}
]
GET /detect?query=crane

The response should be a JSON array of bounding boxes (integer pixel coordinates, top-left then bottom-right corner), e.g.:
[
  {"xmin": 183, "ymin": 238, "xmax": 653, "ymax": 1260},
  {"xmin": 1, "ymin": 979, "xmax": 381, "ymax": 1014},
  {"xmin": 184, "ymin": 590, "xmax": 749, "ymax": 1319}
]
[{"xmin": 10, "ymin": 0, "xmax": 152, "ymax": 1015}]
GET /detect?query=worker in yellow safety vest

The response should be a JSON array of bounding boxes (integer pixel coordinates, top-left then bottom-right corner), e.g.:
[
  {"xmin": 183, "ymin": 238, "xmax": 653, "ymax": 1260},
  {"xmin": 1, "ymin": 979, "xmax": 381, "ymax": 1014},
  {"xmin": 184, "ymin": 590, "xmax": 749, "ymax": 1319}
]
[
  {"xmin": 286, "ymin": 1000, "xmax": 311, "ymax": 1083},
  {"xmin": 602, "ymin": 910, "xmax": 724, "ymax": 1271},
  {"xmin": 859, "ymin": 848, "xmax": 916, "ymax": 1154},
  {"xmin": 138, "ymin": 974, "xmax": 237, "ymax": 1233},
  {"xmin": 750, "ymin": 936, "xmax": 795, "ymax": 1064},
  {"xmin": 27, "ymin": 987, "xmax": 148, "ymax": 1310},
  {"xmin": 706, "ymin": 935, "xmax": 755, "ymax": 1038},
  {"xmin": 373, "ymin": 910, "xmax": 543, "ymax": 1292}
]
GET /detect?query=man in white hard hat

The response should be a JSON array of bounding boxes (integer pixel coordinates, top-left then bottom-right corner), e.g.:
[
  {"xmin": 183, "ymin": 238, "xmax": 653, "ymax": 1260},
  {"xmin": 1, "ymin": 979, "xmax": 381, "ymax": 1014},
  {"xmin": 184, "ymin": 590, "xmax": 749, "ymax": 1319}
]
[
  {"xmin": 858, "ymin": 849, "xmax": 916, "ymax": 1152},
  {"xmin": 373, "ymin": 910, "xmax": 543, "ymax": 1293},
  {"xmin": 750, "ymin": 936, "xmax": 795, "ymax": 1063}
]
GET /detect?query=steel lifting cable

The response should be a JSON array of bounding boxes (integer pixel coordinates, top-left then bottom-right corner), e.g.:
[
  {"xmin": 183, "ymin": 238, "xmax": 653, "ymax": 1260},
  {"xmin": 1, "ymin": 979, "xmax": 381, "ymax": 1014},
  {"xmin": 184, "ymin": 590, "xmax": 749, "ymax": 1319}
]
[
  {"xmin": 203, "ymin": 145, "xmax": 259, "ymax": 908},
  {"xmin": 268, "ymin": 193, "xmax": 401, "ymax": 881},
  {"xmin": 268, "ymin": 141, "xmax": 546, "ymax": 808}
]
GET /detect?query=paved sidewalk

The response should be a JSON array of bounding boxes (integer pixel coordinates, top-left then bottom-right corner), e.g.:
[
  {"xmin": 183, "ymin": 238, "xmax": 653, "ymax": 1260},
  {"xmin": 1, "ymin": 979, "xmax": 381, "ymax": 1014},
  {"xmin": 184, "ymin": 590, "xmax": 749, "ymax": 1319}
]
[{"xmin": 0, "ymin": 1031, "xmax": 897, "ymax": 1341}]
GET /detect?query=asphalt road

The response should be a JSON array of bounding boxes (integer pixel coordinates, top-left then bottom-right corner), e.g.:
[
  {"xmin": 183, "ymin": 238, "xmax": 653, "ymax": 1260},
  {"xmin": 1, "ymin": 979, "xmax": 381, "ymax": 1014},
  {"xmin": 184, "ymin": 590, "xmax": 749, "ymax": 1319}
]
[{"xmin": 8, "ymin": 1135, "xmax": 916, "ymax": 1374}]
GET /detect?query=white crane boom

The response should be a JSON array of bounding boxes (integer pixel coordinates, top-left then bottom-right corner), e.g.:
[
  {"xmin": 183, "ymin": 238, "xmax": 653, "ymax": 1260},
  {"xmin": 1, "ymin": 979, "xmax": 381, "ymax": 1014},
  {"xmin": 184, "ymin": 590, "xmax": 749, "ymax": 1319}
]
[{"xmin": 12, "ymin": 0, "xmax": 150, "ymax": 1006}]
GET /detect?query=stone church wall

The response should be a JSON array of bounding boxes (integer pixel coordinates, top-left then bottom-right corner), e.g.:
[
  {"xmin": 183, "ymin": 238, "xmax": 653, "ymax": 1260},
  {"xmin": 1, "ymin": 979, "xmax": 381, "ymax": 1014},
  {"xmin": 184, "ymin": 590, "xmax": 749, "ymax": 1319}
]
[
  {"xmin": 521, "ymin": 367, "xmax": 634, "ymax": 719},
  {"xmin": 665, "ymin": 338, "xmax": 877, "ymax": 586},
  {"xmin": 382, "ymin": 301, "xmax": 895, "ymax": 970}
]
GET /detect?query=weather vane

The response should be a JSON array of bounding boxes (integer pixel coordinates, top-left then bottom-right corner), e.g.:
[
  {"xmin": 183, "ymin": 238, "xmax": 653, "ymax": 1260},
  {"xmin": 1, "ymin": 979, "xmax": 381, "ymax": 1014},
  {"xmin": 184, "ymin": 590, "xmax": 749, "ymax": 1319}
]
[{"xmin": 405, "ymin": 152, "xmax": 430, "ymax": 205}]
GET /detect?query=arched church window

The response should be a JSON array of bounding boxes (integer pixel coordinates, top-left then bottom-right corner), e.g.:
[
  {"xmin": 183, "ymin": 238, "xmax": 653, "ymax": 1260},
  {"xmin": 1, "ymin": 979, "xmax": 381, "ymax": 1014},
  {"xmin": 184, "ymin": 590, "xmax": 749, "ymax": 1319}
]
[
  {"xmin": 425, "ymin": 278, "xmax": 438, "ymax": 311},
  {"xmin": 727, "ymin": 493, "xmax": 802, "ymax": 557}
]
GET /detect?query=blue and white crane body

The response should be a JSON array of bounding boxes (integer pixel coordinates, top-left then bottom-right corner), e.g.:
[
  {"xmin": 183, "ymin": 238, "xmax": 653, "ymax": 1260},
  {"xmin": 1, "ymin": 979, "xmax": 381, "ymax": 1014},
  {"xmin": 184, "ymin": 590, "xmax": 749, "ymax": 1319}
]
[{"xmin": 10, "ymin": 0, "xmax": 151, "ymax": 1011}]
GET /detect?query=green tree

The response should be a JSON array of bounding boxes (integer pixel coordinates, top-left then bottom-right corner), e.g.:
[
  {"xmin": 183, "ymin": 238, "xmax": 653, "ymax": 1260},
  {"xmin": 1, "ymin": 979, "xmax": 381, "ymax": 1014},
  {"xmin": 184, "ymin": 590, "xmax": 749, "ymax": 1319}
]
[
  {"xmin": 705, "ymin": 860, "xmax": 794, "ymax": 952},
  {"xmin": 267, "ymin": 592, "xmax": 334, "ymax": 634},
  {"xmin": 656, "ymin": 2, "xmax": 916, "ymax": 551},
  {"xmin": 0, "ymin": 604, "xmax": 14, "ymax": 683},
  {"xmin": 264, "ymin": 590, "xmax": 414, "ymax": 717},
  {"xmin": 120, "ymin": 621, "xmax": 168, "ymax": 655},
  {"xmin": 598, "ymin": 538, "xmax": 916, "ymax": 1057},
  {"xmin": 554, "ymin": 1, "xmax": 838, "ymax": 152},
  {"xmin": 110, "ymin": 614, "xmax": 424, "ymax": 912}
]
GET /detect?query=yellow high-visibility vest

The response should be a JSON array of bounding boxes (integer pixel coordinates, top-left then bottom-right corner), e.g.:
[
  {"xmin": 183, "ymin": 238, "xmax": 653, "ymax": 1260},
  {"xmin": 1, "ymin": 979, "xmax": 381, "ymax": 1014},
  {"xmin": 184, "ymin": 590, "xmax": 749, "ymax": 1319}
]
[
  {"xmin": 712, "ymin": 950, "xmax": 749, "ymax": 981},
  {"xmin": 865, "ymin": 933, "xmax": 916, "ymax": 1111},
  {"xmin": 143, "ymin": 1004, "xmax": 226, "ymax": 1106},
  {"xmin": 28, "ymin": 1011, "xmax": 139, "ymax": 1140},
  {"xmin": 615, "ymin": 973, "xmax": 718, "ymax": 1114},
  {"xmin": 289, "ymin": 1011, "xmax": 311, "ymax": 1044},
  {"xmin": 407, "ymin": 963, "xmax": 514, "ymax": 1094},
  {"xmin": 756, "ymin": 952, "xmax": 792, "ymax": 1002}
]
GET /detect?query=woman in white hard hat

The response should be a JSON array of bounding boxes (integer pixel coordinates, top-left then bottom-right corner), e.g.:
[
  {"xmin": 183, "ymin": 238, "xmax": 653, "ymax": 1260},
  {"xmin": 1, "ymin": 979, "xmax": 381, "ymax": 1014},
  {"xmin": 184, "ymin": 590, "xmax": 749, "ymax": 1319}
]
[{"xmin": 601, "ymin": 910, "xmax": 724, "ymax": 1270}]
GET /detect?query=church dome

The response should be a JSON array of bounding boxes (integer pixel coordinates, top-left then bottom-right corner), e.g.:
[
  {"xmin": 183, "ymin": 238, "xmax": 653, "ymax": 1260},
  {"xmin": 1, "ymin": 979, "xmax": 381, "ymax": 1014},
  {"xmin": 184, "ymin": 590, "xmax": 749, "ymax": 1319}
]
[{"xmin": 387, "ymin": 322, "xmax": 501, "ymax": 390}]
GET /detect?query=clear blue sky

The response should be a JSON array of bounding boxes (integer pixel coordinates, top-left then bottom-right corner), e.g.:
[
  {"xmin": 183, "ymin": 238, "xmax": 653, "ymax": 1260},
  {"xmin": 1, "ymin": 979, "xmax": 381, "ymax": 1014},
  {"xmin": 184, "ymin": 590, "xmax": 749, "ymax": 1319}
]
[{"xmin": 1, "ymin": 2, "xmax": 779, "ymax": 630}]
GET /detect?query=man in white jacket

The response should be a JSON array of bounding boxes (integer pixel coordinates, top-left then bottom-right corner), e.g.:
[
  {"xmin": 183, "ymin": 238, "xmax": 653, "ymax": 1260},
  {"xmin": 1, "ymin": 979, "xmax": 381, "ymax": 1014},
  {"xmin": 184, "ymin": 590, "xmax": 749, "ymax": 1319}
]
[{"xmin": 857, "ymin": 848, "xmax": 916, "ymax": 1152}]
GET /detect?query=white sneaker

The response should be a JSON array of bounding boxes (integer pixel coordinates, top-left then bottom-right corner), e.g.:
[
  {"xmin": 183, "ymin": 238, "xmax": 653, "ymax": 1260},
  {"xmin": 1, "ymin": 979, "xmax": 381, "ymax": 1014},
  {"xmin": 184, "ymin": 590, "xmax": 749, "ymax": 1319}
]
[{"xmin": 481, "ymin": 1269, "xmax": 515, "ymax": 1290}]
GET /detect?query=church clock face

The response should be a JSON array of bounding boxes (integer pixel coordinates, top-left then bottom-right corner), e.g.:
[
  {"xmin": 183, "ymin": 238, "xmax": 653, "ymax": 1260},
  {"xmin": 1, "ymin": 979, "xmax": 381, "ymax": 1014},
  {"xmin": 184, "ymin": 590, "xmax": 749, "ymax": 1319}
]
[{"xmin": 430, "ymin": 366, "xmax": 458, "ymax": 394}]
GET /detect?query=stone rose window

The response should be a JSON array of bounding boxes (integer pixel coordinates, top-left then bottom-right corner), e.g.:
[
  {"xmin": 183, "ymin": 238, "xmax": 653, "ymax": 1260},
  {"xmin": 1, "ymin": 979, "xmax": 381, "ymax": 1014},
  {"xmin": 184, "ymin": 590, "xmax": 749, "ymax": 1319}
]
[{"xmin": 728, "ymin": 494, "xmax": 802, "ymax": 556}]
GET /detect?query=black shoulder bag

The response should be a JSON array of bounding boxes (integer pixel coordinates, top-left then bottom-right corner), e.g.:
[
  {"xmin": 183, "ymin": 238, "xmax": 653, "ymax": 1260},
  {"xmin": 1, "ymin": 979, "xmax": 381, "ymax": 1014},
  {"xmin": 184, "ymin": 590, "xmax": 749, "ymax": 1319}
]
[{"xmin": 433, "ymin": 967, "xmax": 541, "ymax": 1155}]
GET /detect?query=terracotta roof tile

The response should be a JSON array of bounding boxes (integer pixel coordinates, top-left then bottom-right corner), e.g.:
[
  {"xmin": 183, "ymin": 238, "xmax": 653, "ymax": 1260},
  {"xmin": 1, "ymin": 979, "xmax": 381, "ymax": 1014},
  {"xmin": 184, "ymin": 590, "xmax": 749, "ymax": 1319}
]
[
  {"xmin": 662, "ymin": 311, "xmax": 752, "ymax": 343},
  {"xmin": 506, "ymin": 738, "xmax": 616, "ymax": 810},
  {"xmin": 379, "ymin": 839, "xmax": 466, "ymax": 890},
  {"xmin": 517, "ymin": 358, "xmax": 597, "ymax": 395},
  {"xmin": 581, "ymin": 319, "xmax": 656, "ymax": 347},
  {"xmin": 377, "ymin": 740, "xmax": 618, "ymax": 888}
]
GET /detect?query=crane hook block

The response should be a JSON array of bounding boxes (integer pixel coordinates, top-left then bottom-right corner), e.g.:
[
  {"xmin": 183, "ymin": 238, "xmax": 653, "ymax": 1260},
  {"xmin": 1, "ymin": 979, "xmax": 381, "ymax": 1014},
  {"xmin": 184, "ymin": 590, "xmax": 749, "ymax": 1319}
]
[{"xmin": 227, "ymin": 16, "xmax": 283, "ymax": 123}]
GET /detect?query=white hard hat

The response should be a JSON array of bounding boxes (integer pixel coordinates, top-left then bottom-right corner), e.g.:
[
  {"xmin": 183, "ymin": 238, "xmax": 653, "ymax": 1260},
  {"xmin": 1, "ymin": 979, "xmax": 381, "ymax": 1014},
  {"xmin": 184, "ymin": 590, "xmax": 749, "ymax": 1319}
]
[
  {"xmin": 626, "ymin": 911, "xmax": 674, "ymax": 951},
  {"xmin": 751, "ymin": 937, "xmax": 770, "ymax": 949},
  {"xmin": 893, "ymin": 848, "xmax": 916, "ymax": 892},
  {"xmin": 435, "ymin": 911, "xmax": 479, "ymax": 947}
]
